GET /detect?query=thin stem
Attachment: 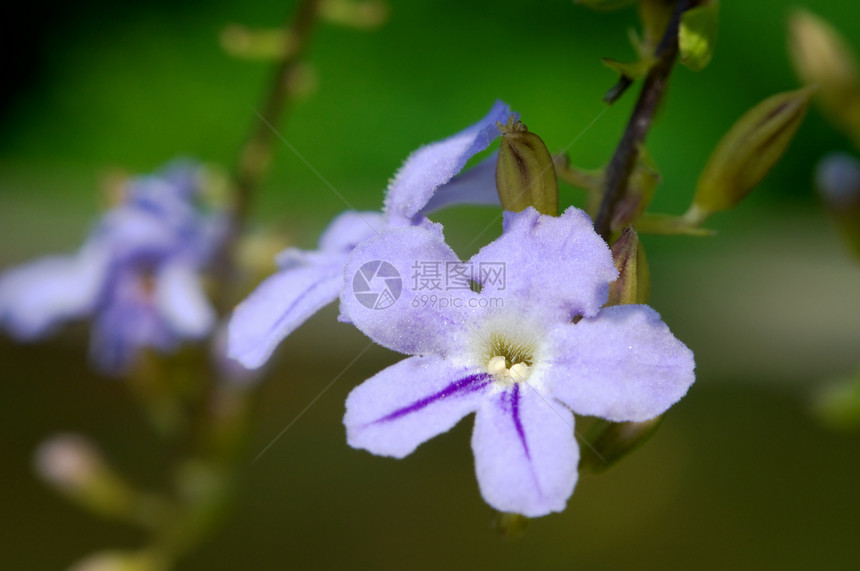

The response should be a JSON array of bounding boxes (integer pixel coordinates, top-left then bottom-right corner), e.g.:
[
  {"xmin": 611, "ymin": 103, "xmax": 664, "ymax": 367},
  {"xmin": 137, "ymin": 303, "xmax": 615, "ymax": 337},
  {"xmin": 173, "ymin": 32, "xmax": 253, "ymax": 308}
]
[
  {"xmin": 593, "ymin": 0, "xmax": 692, "ymax": 240},
  {"xmin": 213, "ymin": 0, "xmax": 323, "ymax": 313}
]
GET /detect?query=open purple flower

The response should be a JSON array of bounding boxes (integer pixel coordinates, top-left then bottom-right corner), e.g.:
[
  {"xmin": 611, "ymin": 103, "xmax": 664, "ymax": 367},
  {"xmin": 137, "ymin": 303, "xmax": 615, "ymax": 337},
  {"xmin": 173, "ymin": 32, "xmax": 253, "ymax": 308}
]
[
  {"xmin": 339, "ymin": 207, "xmax": 695, "ymax": 517},
  {"xmin": 0, "ymin": 161, "xmax": 219, "ymax": 374},
  {"xmin": 227, "ymin": 101, "xmax": 514, "ymax": 369}
]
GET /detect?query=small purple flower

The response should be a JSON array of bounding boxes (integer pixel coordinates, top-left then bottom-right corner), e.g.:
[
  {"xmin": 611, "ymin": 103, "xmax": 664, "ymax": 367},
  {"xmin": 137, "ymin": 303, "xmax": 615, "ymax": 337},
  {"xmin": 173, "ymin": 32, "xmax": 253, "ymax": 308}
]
[
  {"xmin": 339, "ymin": 207, "xmax": 695, "ymax": 517},
  {"xmin": 0, "ymin": 161, "xmax": 219, "ymax": 374},
  {"xmin": 227, "ymin": 101, "xmax": 514, "ymax": 369}
]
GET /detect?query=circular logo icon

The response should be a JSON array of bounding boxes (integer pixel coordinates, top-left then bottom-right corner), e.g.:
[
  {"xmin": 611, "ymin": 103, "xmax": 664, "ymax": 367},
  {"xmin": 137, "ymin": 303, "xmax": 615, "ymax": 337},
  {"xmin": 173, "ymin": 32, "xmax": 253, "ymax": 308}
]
[{"xmin": 352, "ymin": 260, "xmax": 402, "ymax": 310}]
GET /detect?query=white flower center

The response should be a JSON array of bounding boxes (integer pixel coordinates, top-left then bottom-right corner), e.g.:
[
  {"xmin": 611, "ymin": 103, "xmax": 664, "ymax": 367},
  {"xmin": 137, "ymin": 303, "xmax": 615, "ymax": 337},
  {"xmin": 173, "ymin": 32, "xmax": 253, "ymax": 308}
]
[{"xmin": 487, "ymin": 355, "xmax": 532, "ymax": 384}]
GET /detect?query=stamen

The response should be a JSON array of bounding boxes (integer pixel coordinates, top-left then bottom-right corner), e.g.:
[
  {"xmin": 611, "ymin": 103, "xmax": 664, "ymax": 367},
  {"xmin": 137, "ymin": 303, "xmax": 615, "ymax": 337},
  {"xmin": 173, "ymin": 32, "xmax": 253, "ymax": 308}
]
[
  {"xmin": 509, "ymin": 363, "xmax": 530, "ymax": 382},
  {"xmin": 487, "ymin": 356, "xmax": 508, "ymax": 376}
]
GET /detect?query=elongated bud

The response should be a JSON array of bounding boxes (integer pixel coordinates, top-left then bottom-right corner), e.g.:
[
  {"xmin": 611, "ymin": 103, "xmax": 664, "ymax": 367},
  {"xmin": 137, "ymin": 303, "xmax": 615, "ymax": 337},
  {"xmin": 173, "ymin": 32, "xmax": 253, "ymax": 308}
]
[
  {"xmin": 320, "ymin": 0, "xmax": 389, "ymax": 29},
  {"xmin": 679, "ymin": 0, "xmax": 719, "ymax": 72},
  {"xmin": 69, "ymin": 550, "xmax": 169, "ymax": 571},
  {"xmin": 688, "ymin": 86, "xmax": 813, "ymax": 223},
  {"xmin": 789, "ymin": 9, "xmax": 860, "ymax": 141},
  {"xmin": 34, "ymin": 434, "xmax": 137, "ymax": 517},
  {"xmin": 220, "ymin": 26, "xmax": 293, "ymax": 60},
  {"xmin": 578, "ymin": 416, "xmax": 663, "ymax": 473},
  {"xmin": 495, "ymin": 117, "xmax": 559, "ymax": 216},
  {"xmin": 815, "ymin": 152, "xmax": 860, "ymax": 259},
  {"xmin": 607, "ymin": 227, "xmax": 650, "ymax": 306}
]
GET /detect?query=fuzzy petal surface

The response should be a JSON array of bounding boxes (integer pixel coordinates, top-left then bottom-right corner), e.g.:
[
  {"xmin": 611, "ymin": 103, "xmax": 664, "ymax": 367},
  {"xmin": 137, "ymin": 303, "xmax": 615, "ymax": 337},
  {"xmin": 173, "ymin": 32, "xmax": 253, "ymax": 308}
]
[
  {"xmin": 228, "ymin": 259, "xmax": 343, "ymax": 369},
  {"xmin": 470, "ymin": 207, "xmax": 617, "ymax": 321},
  {"xmin": 340, "ymin": 223, "xmax": 474, "ymax": 356},
  {"xmin": 472, "ymin": 383, "xmax": 579, "ymax": 517},
  {"xmin": 345, "ymin": 355, "xmax": 489, "ymax": 458},
  {"xmin": 547, "ymin": 304, "xmax": 695, "ymax": 422},
  {"xmin": 384, "ymin": 101, "xmax": 513, "ymax": 226}
]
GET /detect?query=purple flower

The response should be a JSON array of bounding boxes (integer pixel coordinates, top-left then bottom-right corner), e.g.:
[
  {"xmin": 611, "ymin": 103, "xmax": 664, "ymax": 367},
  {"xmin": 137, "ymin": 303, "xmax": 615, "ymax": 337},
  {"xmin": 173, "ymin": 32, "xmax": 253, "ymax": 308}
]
[
  {"xmin": 339, "ymin": 207, "xmax": 695, "ymax": 517},
  {"xmin": 227, "ymin": 101, "xmax": 514, "ymax": 369},
  {"xmin": 0, "ymin": 161, "xmax": 219, "ymax": 374}
]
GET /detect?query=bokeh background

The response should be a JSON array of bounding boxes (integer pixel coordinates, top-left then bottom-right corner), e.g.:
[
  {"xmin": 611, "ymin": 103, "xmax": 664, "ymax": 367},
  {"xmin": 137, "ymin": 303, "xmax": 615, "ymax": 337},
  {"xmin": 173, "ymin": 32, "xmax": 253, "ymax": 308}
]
[{"xmin": 2, "ymin": 0, "xmax": 860, "ymax": 568}]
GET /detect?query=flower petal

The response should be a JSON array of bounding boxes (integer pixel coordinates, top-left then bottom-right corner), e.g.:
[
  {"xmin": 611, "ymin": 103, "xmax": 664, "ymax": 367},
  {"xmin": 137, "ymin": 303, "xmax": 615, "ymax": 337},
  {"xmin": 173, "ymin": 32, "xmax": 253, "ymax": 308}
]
[
  {"xmin": 339, "ymin": 223, "xmax": 473, "ymax": 356},
  {"xmin": 317, "ymin": 211, "xmax": 385, "ymax": 254},
  {"xmin": 345, "ymin": 355, "xmax": 489, "ymax": 458},
  {"xmin": 470, "ymin": 207, "xmax": 617, "ymax": 321},
  {"xmin": 420, "ymin": 154, "xmax": 501, "ymax": 216},
  {"xmin": 227, "ymin": 258, "xmax": 343, "ymax": 369},
  {"xmin": 384, "ymin": 101, "xmax": 513, "ymax": 226},
  {"xmin": 547, "ymin": 304, "xmax": 695, "ymax": 422},
  {"xmin": 154, "ymin": 262, "xmax": 215, "ymax": 339},
  {"xmin": 0, "ymin": 244, "xmax": 108, "ymax": 340},
  {"xmin": 472, "ymin": 383, "xmax": 579, "ymax": 517}
]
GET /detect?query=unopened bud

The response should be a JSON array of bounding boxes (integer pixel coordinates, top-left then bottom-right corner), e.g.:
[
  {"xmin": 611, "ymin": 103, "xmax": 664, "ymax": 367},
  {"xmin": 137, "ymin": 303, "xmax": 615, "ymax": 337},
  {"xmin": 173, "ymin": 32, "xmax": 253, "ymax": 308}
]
[
  {"xmin": 220, "ymin": 25, "xmax": 293, "ymax": 60},
  {"xmin": 690, "ymin": 86, "xmax": 813, "ymax": 220},
  {"xmin": 69, "ymin": 550, "xmax": 168, "ymax": 571},
  {"xmin": 789, "ymin": 9, "xmax": 860, "ymax": 140},
  {"xmin": 34, "ymin": 434, "xmax": 138, "ymax": 519},
  {"xmin": 320, "ymin": 0, "xmax": 389, "ymax": 30},
  {"xmin": 679, "ymin": 0, "xmax": 719, "ymax": 72},
  {"xmin": 495, "ymin": 117, "xmax": 559, "ymax": 216},
  {"xmin": 579, "ymin": 416, "xmax": 663, "ymax": 473},
  {"xmin": 815, "ymin": 152, "xmax": 860, "ymax": 258},
  {"xmin": 607, "ymin": 227, "xmax": 650, "ymax": 306}
]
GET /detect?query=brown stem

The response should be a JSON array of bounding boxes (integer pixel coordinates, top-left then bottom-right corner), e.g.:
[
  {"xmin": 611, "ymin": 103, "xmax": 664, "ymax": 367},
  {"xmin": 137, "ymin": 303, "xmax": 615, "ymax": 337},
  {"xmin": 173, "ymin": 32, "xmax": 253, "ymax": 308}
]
[
  {"xmin": 214, "ymin": 0, "xmax": 323, "ymax": 313},
  {"xmin": 593, "ymin": 0, "xmax": 692, "ymax": 240}
]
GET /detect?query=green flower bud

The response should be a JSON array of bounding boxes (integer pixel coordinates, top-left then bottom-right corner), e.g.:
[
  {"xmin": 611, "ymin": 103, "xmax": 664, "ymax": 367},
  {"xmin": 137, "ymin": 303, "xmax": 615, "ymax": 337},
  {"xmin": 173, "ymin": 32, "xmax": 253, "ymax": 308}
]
[
  {"xmin": 788, "ymin": 9, "xmax": 860, "ymax": 141},
  {"xmin": 679, "ymin": 0, "xmax": 719, "ymax": 71},
  {"xmin": 578, "ymin": 416, "xmax": 663, "ymax": 473},
  {"xmin": 690, "ymin": 86, "xmax": 813, "ymax": 218},
  {"xmin": 320, "ymin": 0, "xmax": 389, "ymax": 30},
  {"xmin": 495, "ymin": 117, "xmax": 559, "ymax": 216},
  {"xmin": 607, "ymin": 227, "xmax": 650, "ymax": 306}
]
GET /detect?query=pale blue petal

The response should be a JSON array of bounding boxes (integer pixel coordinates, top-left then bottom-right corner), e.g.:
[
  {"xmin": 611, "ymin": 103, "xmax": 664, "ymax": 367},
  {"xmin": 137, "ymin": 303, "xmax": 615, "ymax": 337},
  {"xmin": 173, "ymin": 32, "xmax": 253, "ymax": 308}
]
[
  {"xmin": 227, "ymin": 257, "xmax": 344, "ymax": 369},
  {"xmin": 0, "ymin": 244, "xmax": 108, "ymax": 340},
  {"xmin": 339, "ymin": 223, "xmax": 473, "ymax": 356},
  {"xmin": 470, "ymin": 207, "xmax": 617, "ymax": 322},
  {"xmin": 154, "ymin": 263, "xmax": 215, "ymax": 339},
  {"xmin": 420, "ymin": 154, "xmax": 501, "ymax": 216},
  {"xmin": 547, "ymin": 305, "xmax": 695, "ymax": 422},
  {"xmin": 345, "ymin": 355, "xmax": 489, "ymax": 458},
  {"xmin": 472, "ymin": 383, "xmax": 579, "ymax": 517},
  {"xmin": 384, "ymin": 101, "xmax": 513, "ymax": 226},
  {"xmin": 318, "ymin": 211, "xmax": 385, "ymax": 253}
]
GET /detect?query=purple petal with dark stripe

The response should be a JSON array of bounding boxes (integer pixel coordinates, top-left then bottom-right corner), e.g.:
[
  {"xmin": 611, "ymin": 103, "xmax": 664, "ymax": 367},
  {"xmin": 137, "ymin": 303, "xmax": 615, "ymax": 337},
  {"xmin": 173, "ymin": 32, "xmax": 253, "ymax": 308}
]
[{"xmin": 345, "ymin": 355, "xmax": 489, "ymax": 458}]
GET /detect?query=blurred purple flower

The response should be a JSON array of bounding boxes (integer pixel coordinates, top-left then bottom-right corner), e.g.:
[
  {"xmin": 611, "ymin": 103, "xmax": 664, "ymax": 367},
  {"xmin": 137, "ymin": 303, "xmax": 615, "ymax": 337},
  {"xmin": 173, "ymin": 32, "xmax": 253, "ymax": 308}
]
[
  {"xmin": 339, "ymin": 207, "xmax": 695, "ymax": 517},
  {"xmin": 0, "ymin": 161, "xmax": 221, "ymax": 374},
  {"xmin": 227, "ymin": 101, "xmax": 514, "ymax": 369}
]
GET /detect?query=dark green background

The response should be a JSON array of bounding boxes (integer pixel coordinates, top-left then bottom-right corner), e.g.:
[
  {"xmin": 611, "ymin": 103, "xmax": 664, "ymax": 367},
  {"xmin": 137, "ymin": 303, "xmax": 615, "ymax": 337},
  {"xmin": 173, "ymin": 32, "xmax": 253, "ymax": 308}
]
[{"xmin": 2, "ymin": 1, "xmax": 860, "ymax": 569}]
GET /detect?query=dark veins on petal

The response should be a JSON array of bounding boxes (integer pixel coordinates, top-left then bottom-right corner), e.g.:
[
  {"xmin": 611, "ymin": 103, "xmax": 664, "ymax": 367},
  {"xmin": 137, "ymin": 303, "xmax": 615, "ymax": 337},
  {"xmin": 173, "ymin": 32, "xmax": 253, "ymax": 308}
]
[{"xmin": 373, "ymin": 373, "xmax": 491, "ymax": 424}]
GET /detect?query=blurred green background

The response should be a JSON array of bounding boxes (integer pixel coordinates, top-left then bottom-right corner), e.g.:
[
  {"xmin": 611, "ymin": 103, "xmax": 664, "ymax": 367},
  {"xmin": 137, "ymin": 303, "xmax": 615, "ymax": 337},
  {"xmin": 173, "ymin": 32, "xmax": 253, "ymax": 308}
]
[{"xmin": 2, "ymin": 0, "xmax": 860, "ymax": 569}]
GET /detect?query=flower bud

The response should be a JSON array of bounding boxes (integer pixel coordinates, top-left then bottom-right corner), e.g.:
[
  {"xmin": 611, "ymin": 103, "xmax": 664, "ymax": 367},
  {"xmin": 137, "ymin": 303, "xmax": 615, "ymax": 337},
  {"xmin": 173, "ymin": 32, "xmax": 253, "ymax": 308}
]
[
  {"xmin": 68, "ymin": 550, "xmax": 168, "ymax": 571},
  {"xmin": 690, "ymin": 86, "xmax": 813, "ymax": 218},
  {"xmin": 815, "ymin": 152, "xmax": 860, "ymax": 258},
  {"xmin": 495, "ymin": 117, "xmax": 559, "ymax": 216},
  {"xmin": 788, "ymin": 9, "xmax": 860, "ymax": 141},
  {"xmin": 606, "ymin": 227, "xmax": 650, "ymax": 306},
  {"xmin": 679, "ymin": 0, "xmax": 719, "ymax": 72},
  {"xmin": 320, "ymin": 0, "xmax": 389, "ymax": 30},
  {"xmin": 34, "ymin": 434, "xmax": 139, "ymax": 519},
  {"xmin": 578, "ymin": 416, "xmax": 663, "ymax": 473}
]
